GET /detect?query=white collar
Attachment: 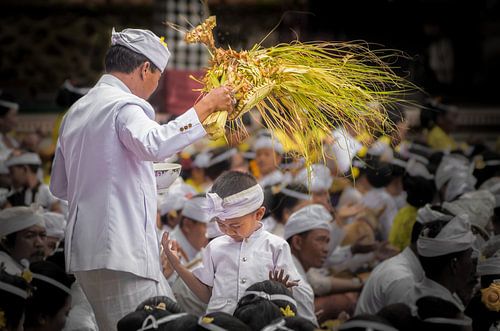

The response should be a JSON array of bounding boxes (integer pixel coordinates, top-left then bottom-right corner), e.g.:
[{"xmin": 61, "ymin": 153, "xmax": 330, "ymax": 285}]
[{"xmin": 98, "ymin": 74, "xmax": 132, "ymax": 94}]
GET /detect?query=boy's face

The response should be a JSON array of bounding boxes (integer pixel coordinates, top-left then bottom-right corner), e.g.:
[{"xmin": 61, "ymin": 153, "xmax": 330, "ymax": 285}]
[{"xmin": 217, "ymin": 207, "xmax": 265, "ymax": 241}]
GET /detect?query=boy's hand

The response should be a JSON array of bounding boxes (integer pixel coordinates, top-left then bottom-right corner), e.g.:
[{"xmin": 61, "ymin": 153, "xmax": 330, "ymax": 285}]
[
  {"xmin": 161, "ymin": 232, "xmax": 186, "ymax": 269},
  {"xmin": 269, "ymin": 269, "xmax": 300, "ymax": 288}
]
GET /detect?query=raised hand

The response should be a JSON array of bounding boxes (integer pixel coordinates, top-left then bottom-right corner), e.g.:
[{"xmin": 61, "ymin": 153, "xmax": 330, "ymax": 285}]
[
  {"xmin": 269, "ymin": 268, "xmax": 300, "ymax": 288},
  {"xmin": 161, "ymin": 232, "xmax": 185, "ymax": 268}
]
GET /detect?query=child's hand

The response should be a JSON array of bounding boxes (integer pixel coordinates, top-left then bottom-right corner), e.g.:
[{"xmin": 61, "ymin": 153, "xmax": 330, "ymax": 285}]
[
  {"xmin": 161, "ymin": 232, "xmax": 186, "ymax": 269},
  {"xmin": 269, "ymin": 269, "xmax": 300, "ymax": 288}
]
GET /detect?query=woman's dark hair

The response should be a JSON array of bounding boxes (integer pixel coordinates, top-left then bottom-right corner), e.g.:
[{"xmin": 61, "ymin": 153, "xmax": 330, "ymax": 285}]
[
  {"xmin": 244, "ymin": 280, "xmax": 297, "ymax": 314},
  {"xmin": 366, "ymin": 161, "xmax": 394, "ymax": 188},
  {"xmin": 200, "ymin": 312, "xmax": 251, "ymax": 331},
  {"xmin": 233, "ymin": 294, "xmax": 282, "ymax": 330},
  {"xmin": 270, "ymin": 184, "xmax": 309, "ymax": 223},
  {"xmin": 136, "ymin": 296, "xmax": 183, "ymax": 314},
  {"xmin": 0, "ymin": 268, "xmax": 30, "ymax": 330},
  {"xmin": 25, "ymin": 261, "xmax": 74, "ymax": 328},
  {"xmin": 403, "ymin": 175, "xmax": 436, "ymax": 208},
  {"xmin": 205, "ymin": 147, "xmax": 234, "ymax": 181},
  {"xmin": 210, "ymin": 170, "xmax": 257, "ymax": 199},
  {"xmin": 104, "ymin": 45, "xmax": 159, "ymax": 74}
]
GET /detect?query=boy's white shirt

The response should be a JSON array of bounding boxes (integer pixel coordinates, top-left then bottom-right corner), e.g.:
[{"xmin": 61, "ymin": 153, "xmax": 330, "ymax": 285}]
[{"xmin": 192, "ymin": 224, "xmax": 318, "ymax": 325}]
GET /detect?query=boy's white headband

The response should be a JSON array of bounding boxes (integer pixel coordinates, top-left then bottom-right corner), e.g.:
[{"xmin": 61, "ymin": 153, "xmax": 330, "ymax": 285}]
[{"xmin": 205, "ymin": 184, "xmax": 264, "ymax": 221}]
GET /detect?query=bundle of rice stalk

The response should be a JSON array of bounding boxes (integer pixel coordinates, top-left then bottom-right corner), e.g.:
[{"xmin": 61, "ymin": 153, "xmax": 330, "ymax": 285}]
[{"xmin": 185, "ymin": 16, "xmax": 417, "ymax": 166}]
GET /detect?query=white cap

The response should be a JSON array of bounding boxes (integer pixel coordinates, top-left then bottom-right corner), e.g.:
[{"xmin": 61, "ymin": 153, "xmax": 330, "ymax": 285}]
[
  {"xmin": 284, "ymin": 204, "xmax": 332, "ymax": 240},
  {"xmin": 193, "ymin": 152, "xmax": 212, "ymax": 168},
  {"xmin": 111, "ymin": 28, "xmax": 171, "ymax": 72},
  {"xmin": 435, "ymin": 155, "xmax": 476, "ymax": 201},
  {"xmin": 416, "ymin": 204, "xmax": 452, "ymax": 225},
  {"xmin": 0, "ymin": 206, "xmax": 45, "ymax": 237},
  {"xmin": 0, "ymin": 99, "xmax": 19, "ymax": 111},
  {"xmin": 295, "ymin": 164, "xmax": 333, "ymax": 192},
  {"xmin": 253, "ymin": 136, "xmax": 284, "ymax": 154},
  {"xmin": 443, "ymin": 190, "xmax": 495, "ymax": 232},
  {"xmin": 5, "ymin": 153, "xmax": 42, "ymax": 167},
  {"xmin": 181, "ymin": 196, "xmax": 211, "ymax": 223},
  {"xmin": 405, "ymin": 157, "xmax": 434, "ymax": 180},
  {"xmin": 479, "ymin": 177, "xmax": 500, "ymax": 207},
  {"xmin": 42, "ymin": 212, "xmax": 67, "ymax": 240}
]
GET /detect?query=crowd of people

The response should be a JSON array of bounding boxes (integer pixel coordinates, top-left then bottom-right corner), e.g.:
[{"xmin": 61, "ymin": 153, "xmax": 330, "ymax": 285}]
[{"xmin": 1, "ymin": 27, "xmax": 500, "ymax": 331}]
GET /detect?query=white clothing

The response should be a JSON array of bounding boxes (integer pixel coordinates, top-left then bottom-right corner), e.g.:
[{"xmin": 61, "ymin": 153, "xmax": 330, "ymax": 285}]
[
  {"xmin": 329, "ymin": 128, "xmax": 362, "ymax": 175},
  {"xmin": 0, "ymin": 251, "xmax": 23, "ymax": 276},
  {"xmin": 355, "ymin": 247, "xmax": 424, "ymax": 315},
  {"xmin": 63, "ymin": 282, "xmax": 98, "ymax": 331},
  {"xmin": 361, "ymin": 188, "xmax": 399, "ymax": 240},
  {"xmin": 7, "ymin": 183, "xmax": 58, "ymax": 209},
  {"xmin": 75, "ymin": 269, "xmax": 174, "ymax": 331},
  {"xmin": 262, "ymin": 216, "xmax": 285, "ymax": 238},
  {"xmin": 258, "ymin": 169, "xmax": 284, "ymax": 188},
  {"xmin": 0, "ymin": 132, "xmax": 18, "ymax": 162},
  {"xmin": 170, "ymin": 226, "xmax": 198, "ymax": 262},
  {"xmin": 407, "ymin": 276, "xmax": 465, "ymax": 312},
  {"xmin": 171, "ymin": 255, "xmax": 207, "ymax": 316},
  {"xmin": 290, "ymin": 255, "xmax": 318, "ymax": 325},
  {"xmin": 337, "ymin": 186, "xmax": 363, "ymax": 208},
  {"xmin": 50, "ymin": 74, "xmax": 205, "ymax": 281},
  {"xmin": 192, "ymin": 226, "xmax": 317, "ymax": 325},
  {"xmin": 307, "ymin": 267, "xmax": 332, "ymax": 296}
]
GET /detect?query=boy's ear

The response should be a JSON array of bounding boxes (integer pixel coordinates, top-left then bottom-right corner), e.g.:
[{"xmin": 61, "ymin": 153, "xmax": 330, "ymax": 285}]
[{"xmin": 255, "ymin": 206, "xmax": 266, "ymax": 221}]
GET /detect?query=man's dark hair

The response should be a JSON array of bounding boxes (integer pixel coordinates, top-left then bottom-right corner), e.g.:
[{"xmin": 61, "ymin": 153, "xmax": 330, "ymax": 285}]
[
  {"xmin": 270, "ymin": 183, "xmax": 309, "ymax": 222},
  {"xmin": 210, "ymin": 171, "xmax": 257, "ymax": 199},
  {"xmin": 0, "ymin": 269, "xmax": 30, "ymax": 330},
  {"xmin": 104, "ymin": 45, "xmax": 159, "ymax": 74}
]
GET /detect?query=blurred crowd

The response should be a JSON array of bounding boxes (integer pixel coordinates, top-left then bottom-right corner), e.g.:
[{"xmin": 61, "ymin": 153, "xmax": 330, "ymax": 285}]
[{"xmin": 0, "ymin": 81, "xmax": 499, "ymax": 331}]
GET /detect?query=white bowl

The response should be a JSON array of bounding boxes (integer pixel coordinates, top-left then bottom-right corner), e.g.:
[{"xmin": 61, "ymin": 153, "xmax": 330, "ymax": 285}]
[{"xmin": 153, "ymin": 163, "xmax": 181, "ymax": 193}]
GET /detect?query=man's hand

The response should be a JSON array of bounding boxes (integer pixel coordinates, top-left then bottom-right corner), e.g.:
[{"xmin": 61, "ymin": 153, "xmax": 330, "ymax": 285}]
[
  {"xmin": 269, "ymin": 268, "xmax": 300, "ymax": 288},
  {"xmin": 193, "ymin": 86, "xmax": 235, "ymax": 122}
]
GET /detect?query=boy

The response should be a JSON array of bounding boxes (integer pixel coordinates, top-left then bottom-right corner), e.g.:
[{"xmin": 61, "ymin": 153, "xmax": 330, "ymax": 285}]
[{"xmin": 162, "ymin": 171, "xmax": 317, "ymax": 325}]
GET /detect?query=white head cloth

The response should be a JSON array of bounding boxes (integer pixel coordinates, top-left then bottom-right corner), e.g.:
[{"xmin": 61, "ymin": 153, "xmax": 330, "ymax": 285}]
[
  {"xmin": 416, "ymin": 204, "xmax": 453, "ymax": 225},
  {"xmin": 5, "ymin": 152, "xmax": 42, "ymax": 167},
  {"xmin": 435, "ymin": 154, "xmax": 476, "ymax": 201},
  {"xmin": 136, "ymin": 313, "xmax": 188, "ymax": 331},
  {"xmin": 261, "ymin": 319, "xmax": 294, "ymax": 331},
  {"xmin": 0, "ymin": 206, "xmax": 45, "ymax": 237},
  {"xmin": 32, "ymin": 273, "xmax": 71, "ymax": 294},
  {"xmin": 197, "ymin": 316, "xmax": 228, "ymax": 331},
  {"xmin": 181, "ymin": 196, "xmax": 211, "ymax": 224},
  {"xmin": 253, "ymin": 136, "xmax": 284, "ymax": 154},
  {"xmin": 193, "ymin": 152, "xmax": 212, "ymax": 168},
  {"xmin": 443, "ymin": 190, "xmax": 495, "ymax": 231},
  {"xmin": 206, "ymin": 219, "xmax": 224, "ymax": 239},
  {"xmin": 42, "ymin": 212, "xmax": 67, "ymax": 240},
  {"xmin": 338, "ymin": 320, "xmax": 398, "ymax": 331},
  {"xmin": 157, "ymin": 182, "xmax": 196, "ymax": 216},
  {"xmin": 111, "ymin": 28, "xmax": 170, "ymax": 72},
  {"xmin": 406, "ymin": 157, "xmax": 434, "ymax": 180},
  {"xmin": 477, "ymin": 236, "xmax": 500, "ymax": 276},
  {"xmin": 243, "ymin": 290, "xmax": 297, "ymax": 307},
  {"xmin": 284, "ymin": 204, "xmax": 332, "ymax": 240},
  {"xmin": 295, "ymin": 164, "xmax": 333, "ymax": 192},
  {"xmin": 0, "ymin": 99, "xmax": 19, "ymax": 111},
  {"xmin": 207, "ymin": 148, "xmax": 237, "ymax": 167},
  {"xmin": 204, "ymin": 184, "xmax": 264, "ymax": 221},
  {"xmin": 480, "ymin": 177, "xmax": 500, "ymax": 207},
  {"xmin": 0, "ymin": 280, "xmax": 28, "ymax": 299},
  {"xmin": 417, "ymin": 215, "xmax": 475, "ymax": 257},
  {"xmin": 279, "ymin": 186, "xmax": 311, "ymax": 201}
]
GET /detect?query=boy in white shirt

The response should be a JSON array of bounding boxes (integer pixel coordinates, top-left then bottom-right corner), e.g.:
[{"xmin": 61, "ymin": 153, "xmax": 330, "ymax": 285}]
[{"xmin": 162, "ymin": 171, "xmax": 317, "ymax": 325}]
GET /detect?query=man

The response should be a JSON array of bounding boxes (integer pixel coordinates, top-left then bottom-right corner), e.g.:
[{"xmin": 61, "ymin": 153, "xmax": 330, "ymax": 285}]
[
  {"xmin": 0, "ymin": 96, "xmax": 19, "ymax": 162},
  {"xmin": 0, "ymin": 206, "xmax": 46, "ymax": 275},
  {"xmin": 41, "ymin": 211, "xmax": 66, "ymax": 257},
  {"xmin": 49, "ymin": 27, "xmax": 233, "ymax": 330},
  {"xmin": 254, "ymin": 133, "xmax": 285, "ymax": 188}
]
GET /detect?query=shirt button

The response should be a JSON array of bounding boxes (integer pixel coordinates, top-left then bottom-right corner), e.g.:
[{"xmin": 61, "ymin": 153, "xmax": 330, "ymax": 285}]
[
  {"xmin": 242, "ymin": 257, "xmax": 247, "ymax": 262},
  {"xmin": 180, "ymin": 127, "xmax": 184, "ymax": 132},
  {"xmin": 241, "ymin": 278, "xmax": 247, "ymax": 284},
  {"xmin": 188, "ymin": 123, "xmax": 192, "ymax": 128},
  {"xmin": 184, "ymin": 125, "xmax": 189, "ymax": 130}
]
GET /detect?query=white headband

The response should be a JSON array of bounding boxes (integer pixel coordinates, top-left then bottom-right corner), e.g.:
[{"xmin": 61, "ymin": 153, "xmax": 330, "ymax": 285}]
[
  {"xmin": 243, "ymin": 290, "xmax": 297, "ymax": 307},
  {"xmin": 208, "ymin": 149, "xmax": 237, "ymax": 167},
  {"xmin": 261, "ymin": 319, "xmax": 294, "ymax": 331},
  {"xmin": 197, "ymin": 316, "xmax": 228, "ymax": 331},
  {"xmin": 32, "ymin": 273, "xmax": 71, "ymax": 294},
  {"xmin": 0, "ymin": 280, "xmax": 28, "ymax": 299},
  {"xmin": 416, "ymin": 204, "xmax": 453, "ymax": 225},
  {"xmin": 338, "ymin": 320, "xmax": 398, "ymax": 331},
  {"xmin": 477, "ymin": 257, "xmax": 500, "ymax": 276},
  {"xmin": 137, "ymin": 313, "xmax": 188, "ymax": 331},
  {"xmin": 0, "ymin": 99, "xmax": 19, "ymax": 110},
  {"xmin": 417, "ymin": 216, "xmax": 474, "ymax": 257},
  {"xmin": 280, "ymin": 187, "xmax": 311, "ymax": 201},
  {"xmin": 423, "ymin": 316, "xmax": 472, "ymax": 327},
  {"xmin": 205, "ymin": 184, "xmax": 264, "ymax": 221}
]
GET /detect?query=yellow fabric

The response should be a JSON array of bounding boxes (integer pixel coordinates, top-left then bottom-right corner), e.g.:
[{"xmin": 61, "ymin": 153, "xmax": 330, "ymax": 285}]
[
  {"xmin": 388, "ymin": 204, "xmax": 418, "ymax": 251},
  {"xmin": 426, "ymin": 125, "xmax": 469, "ymax": 152},
  {"xmin": 185, "ymin": 179, "xmax": 204, "ymax": 193}
]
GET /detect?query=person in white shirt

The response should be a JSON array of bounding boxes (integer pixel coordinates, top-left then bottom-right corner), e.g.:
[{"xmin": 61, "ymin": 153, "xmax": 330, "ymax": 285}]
[
  {"xmin": 41, "ymin": 211, "xmax": 66, "ymax": 257},
  {"xmin": 0, "ymin": 96, "xmax": 20, "ymax": 162},
  {"xmin": 254, "ymin": 134, "xmax": 285, "ymax": 188},
  {"xmin": 49, "ymin": 28, "xmax": 234, "ymax": 331},
  {"xmin": 294, "ymin": 164, "xmax": 333, "ymax": 211},
  {"xmin": 162, "ymin": 171, "xmax": 317, "ymax": 324},
  {"xmin": 0, "ymin": 206, "xmax": 46, "ymax": 275},
  {"xmin": 4, "ymin": 152, "xmax": 60, "ymax": 211},
  {"xmin": 408, "ymin": 207, "xmax": 476, "ymax": 314}
]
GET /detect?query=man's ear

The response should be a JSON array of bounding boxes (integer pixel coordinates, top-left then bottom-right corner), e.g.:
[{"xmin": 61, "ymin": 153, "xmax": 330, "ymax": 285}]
[
  {"xmin": 139, "ymin": 61, "xmax": 151, "ymax": 79},
  {"xmin": 290, "ymin": 235, "xmax": 303, "ymax": 251}
]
